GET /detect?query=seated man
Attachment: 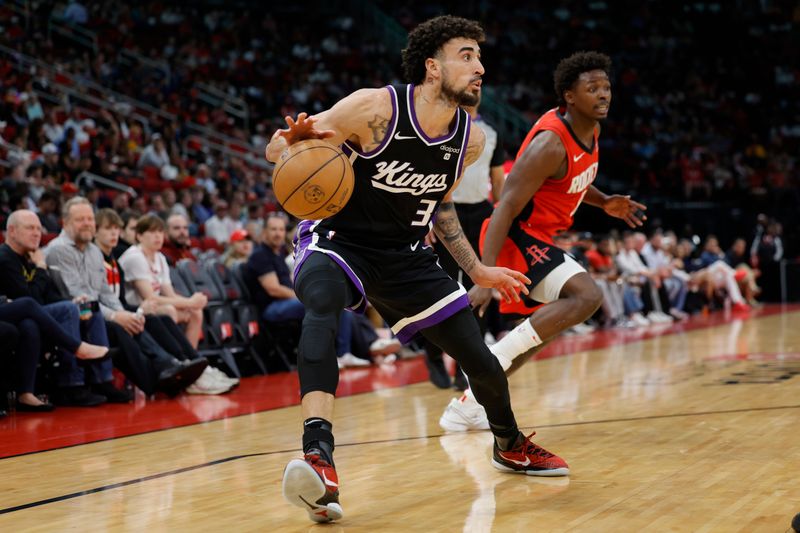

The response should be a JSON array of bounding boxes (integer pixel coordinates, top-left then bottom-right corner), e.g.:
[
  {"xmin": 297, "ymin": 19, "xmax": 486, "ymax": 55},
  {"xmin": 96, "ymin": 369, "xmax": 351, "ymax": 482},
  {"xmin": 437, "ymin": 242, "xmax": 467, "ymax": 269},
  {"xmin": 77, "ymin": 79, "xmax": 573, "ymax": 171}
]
[
  {"xmin": 243, "ymin": 214, "xmax": 372, "ymax": 367},
  {"xmin": 243, "ymin": 213, "xmax": 304, "ymax": 324},
  {"xmin": 0, "ymin": 209, "xmax": 108, "ymax": 406},
  {"xmin": 161, "ymin": 213, "xmax": 198, "ymax": 266}
]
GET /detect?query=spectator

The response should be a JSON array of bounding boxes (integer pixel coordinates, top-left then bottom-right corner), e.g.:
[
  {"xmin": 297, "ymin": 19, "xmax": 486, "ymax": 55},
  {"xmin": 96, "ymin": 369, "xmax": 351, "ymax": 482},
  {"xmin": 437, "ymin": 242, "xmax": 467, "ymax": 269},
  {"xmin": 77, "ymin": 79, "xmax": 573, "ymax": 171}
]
[
  {"xmin": 138, "ymin": 133, "xmax": 172, "ymax": 172},
  {"xmin": 45, "ymin": 197, "xmax": 147, "ymax": 403},
  {"xmin": 162, "ymin": 213, "xmax": 198, "ymax": 266},
  {"xmin": 0, "ymin": 210, "xmax": 108, "ymax": 406},
  {"xmin": 119, "ymin": 214, "xmax": 208, "ymax": 349},
  {"xmin": 221, "ymin": 229, "xmax": 253, "ymax": 268},
  {"xmin": 114, "ymin": 209, "xmax": 140, "ymax": 258},
  {"xmin": 93, "ymin": 208, "xmax": 227, "ymax": 395},
  {"xmin": 204, "ymin": 200, "xmax": 241, "ymax": 245},
  {"xmin": 37, "ymin": 191, "xmax": 61, "ymax": 234},
  {"xmin": 62, "ymin": 0, "xmax": 88, "ymax": 25},
  {"xmin": 725, "ymin": 237, "xmax": 760, "ymax": 305},
  {"xmin": 0, "ymin": 296, "xmax": 108, "ymax": 411},
  {"xmin": 753, "ymin": 221, "xmax": 784, "ymax": 302},
  {"xmin": 616, "ymin": 233, "xmax": 673, "ymax": 324}
]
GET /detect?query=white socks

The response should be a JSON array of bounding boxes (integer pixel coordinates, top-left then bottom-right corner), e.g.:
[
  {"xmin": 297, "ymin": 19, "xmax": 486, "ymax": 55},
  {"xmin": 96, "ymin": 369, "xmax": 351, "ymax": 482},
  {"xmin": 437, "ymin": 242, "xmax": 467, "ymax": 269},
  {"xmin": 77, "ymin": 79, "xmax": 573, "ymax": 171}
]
[
  {"xmin": 489, "ymin": 318, "xmax": 542, "ymax": 371},
  {"xmin": 463, "ymin": 319, "xmax": 543, "ymax": 403}
]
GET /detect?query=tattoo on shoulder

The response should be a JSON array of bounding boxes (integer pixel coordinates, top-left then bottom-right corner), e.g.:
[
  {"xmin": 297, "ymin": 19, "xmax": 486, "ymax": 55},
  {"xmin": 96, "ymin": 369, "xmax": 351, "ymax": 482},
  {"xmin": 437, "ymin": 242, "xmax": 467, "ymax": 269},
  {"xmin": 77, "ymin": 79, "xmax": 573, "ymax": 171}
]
[{"xmin": 367, "ymin": 114, "xmax": 390, "ymax": 145}]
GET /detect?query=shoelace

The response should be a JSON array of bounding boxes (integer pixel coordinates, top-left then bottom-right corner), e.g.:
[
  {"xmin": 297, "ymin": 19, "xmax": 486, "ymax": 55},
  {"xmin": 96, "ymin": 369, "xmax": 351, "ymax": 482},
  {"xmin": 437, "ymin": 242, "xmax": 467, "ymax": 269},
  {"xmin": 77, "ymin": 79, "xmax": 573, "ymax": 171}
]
[{"xmin": 518, "ymin": 432, "xmax": 555, "ymax": 458}]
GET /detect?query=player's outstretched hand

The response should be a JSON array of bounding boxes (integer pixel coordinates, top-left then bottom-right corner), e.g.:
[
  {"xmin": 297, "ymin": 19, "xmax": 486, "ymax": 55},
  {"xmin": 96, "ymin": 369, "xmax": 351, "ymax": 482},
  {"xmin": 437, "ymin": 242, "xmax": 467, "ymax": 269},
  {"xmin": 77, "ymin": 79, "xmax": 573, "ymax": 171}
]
[
  {"xmin": 603, "ymin": 195, "xmax": 647, "ymax": 227},
  {"xmin": 277, "ymin": 112, "xmax": 336, "ymax": 145},
  {"xmin": 470, "ymin": 265, "xmax": 530, "ymax": 311},
  {"xmin": 468, "ymin": 286, "xmax": 499, "ymax": 317}
]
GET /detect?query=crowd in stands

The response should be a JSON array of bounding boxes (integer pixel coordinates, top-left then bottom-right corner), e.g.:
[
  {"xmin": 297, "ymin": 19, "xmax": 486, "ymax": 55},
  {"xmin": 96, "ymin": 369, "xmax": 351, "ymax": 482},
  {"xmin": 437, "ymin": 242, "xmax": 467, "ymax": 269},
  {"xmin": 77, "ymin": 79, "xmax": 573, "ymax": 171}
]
[{"xmin": 0, "ymin": 2, "xmax": 798, "ymax": 415}]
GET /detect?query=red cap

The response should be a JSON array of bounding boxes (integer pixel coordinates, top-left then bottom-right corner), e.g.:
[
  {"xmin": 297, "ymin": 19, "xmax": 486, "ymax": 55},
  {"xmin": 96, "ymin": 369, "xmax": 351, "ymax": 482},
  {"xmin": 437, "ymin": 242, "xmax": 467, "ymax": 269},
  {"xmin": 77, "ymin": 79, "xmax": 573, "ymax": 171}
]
[
  {"xmin": 62, "ymin": 182, "xmax": 79, "ymax": 194},
  {"xmin": 230, "ymin": 229, "xmax": 250, "ymax": 242}
]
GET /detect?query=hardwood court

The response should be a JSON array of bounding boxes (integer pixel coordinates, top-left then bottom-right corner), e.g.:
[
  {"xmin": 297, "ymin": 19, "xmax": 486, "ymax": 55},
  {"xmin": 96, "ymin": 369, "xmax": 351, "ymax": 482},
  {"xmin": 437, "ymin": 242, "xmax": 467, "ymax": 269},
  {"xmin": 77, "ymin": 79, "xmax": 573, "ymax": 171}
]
[{"xmin": 1, "ymin": 307, "xmax": 799, "ymax": 532}]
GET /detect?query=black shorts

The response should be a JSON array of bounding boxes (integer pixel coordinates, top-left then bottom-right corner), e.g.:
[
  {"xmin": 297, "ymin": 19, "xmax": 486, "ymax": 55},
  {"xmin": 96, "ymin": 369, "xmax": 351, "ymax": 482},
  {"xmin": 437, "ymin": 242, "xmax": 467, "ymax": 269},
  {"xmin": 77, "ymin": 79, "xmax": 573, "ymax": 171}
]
[{"xmin": 293, "ymin": 220, "xmax": 469, "ymax": 343}]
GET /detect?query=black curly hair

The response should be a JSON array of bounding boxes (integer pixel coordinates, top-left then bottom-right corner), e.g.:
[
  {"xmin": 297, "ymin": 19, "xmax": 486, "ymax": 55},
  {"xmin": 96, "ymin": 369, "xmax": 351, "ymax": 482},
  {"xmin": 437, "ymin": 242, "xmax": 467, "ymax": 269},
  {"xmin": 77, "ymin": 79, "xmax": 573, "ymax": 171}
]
[
  {"xmin": 553, "ymin": 51, "xmax": 612, "ymax": 106},
  {"xmin": 401, "ymin": 15, "xmax": 484, "ymax": 85}
]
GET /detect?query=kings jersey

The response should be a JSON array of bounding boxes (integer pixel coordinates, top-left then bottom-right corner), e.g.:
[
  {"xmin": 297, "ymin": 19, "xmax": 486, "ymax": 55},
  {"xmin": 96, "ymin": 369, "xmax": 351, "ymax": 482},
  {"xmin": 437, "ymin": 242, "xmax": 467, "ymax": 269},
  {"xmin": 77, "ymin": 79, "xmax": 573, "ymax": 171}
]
[
  {"xmin": 513, "ymin": 107, "xmax": 599, "ymax": 243},
  {"xmin": 314, "ymin": 84, "xmax": 471, "ymax": 248}
]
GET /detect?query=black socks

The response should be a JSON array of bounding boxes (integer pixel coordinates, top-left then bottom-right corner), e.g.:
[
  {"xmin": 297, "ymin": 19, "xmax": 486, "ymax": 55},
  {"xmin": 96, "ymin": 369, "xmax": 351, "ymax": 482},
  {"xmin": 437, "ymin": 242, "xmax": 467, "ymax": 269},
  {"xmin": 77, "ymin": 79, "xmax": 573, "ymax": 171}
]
[
  {"xmin": 491, "ymin": 424, "xmax": 523, "ymax": 451},
  {"xmin": 303, "ymin": 417, "xmax": 335, "ymax": 466}
]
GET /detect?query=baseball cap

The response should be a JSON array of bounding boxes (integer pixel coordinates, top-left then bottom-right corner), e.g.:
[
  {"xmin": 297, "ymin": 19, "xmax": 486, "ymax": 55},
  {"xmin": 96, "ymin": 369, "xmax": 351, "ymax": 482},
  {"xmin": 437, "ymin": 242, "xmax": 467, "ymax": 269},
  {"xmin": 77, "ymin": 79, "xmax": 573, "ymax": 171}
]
[
  {"xmin": 230, "ymin": 229, "xmax": 250, "ymax": 242},
  {"xmin": 42, "ymin": 143, "xmax": 58, "ymax": 155}
]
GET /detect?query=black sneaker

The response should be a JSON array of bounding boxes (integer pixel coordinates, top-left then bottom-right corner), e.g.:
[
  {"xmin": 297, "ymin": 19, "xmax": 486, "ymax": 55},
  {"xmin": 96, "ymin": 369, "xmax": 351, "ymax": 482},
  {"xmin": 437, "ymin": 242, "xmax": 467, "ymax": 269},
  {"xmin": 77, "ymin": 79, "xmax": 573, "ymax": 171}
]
[
  {"xmin": 424, "ymin": 352, "xmax": 452, "ymax": 389},
  {"xmin": 55, "ymin": 386, "xmax": 106, "ymax": 407},
  {"xmin": 157, "ymin": 359, "xmax": 209, "ymax": 397},
  {"xmin": 91, "ymin": 382, "xmax": 133, "ymax": 403}
]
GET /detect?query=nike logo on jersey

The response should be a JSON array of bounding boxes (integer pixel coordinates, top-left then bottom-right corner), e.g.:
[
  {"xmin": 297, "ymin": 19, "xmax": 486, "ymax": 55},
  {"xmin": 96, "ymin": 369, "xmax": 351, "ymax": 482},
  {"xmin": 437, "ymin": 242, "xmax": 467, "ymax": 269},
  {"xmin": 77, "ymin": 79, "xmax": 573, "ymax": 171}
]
[
  {"xmin": 573, "ymin": 153, "xmax": 586, "ymax": 162},
  {"xmin": 394, "ymin": 132, "xmax": 417, "ymax": 140},
  {"xmin": 499, "ymin": 452, "xmax": 531, "ymax": 467},
  {"xmin": 370, "ymin": 160, "xmax": 449, "ymax": 196},
  {"xmin": 410, "ymin": 241, "xmax": 419, "ymax": 251}
]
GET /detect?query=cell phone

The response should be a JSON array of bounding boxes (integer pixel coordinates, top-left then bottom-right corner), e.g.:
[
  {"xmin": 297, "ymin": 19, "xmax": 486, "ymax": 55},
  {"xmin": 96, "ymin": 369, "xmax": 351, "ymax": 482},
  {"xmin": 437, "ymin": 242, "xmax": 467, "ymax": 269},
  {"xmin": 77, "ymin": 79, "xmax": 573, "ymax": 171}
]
[{"xmin": 79, "ymin": 300, "xmax": 100, "ymax": 318}]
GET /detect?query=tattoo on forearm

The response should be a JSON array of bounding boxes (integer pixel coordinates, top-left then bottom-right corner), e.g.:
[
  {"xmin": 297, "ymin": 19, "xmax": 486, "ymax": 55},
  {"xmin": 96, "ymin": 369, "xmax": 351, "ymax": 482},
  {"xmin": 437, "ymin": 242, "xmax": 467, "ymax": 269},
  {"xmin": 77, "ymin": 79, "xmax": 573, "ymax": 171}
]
[
  {"xmin": 434, "ymin": 202, "xmax": 478, "ymax": 273},
  {"xmin": 367, "ymin": 114, "xmax": 390, "ymax": 145}
]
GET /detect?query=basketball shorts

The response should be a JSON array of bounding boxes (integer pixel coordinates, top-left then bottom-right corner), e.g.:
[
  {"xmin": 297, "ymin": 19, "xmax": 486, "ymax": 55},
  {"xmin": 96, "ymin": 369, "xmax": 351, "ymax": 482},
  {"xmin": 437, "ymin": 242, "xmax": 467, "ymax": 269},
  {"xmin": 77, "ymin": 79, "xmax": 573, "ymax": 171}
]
[
  {"xmin": 479, "ymin": 219, "xmax": 586, "ymax": 318},
  {"xmin": 293, "ymin": 220, "xmax": 469, "ymax": 344}
]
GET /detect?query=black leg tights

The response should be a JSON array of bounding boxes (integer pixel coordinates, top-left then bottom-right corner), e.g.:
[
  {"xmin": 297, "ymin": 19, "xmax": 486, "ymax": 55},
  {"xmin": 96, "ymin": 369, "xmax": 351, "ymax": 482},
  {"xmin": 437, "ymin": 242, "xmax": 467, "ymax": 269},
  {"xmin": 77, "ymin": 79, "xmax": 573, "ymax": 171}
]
[
  {"xmin": 294, "ymin": 253, "xmax": 356, "ymax": 398},
  {"xmin": 421, "ymin": 308, "xmax": 518, "ymax": 437}
]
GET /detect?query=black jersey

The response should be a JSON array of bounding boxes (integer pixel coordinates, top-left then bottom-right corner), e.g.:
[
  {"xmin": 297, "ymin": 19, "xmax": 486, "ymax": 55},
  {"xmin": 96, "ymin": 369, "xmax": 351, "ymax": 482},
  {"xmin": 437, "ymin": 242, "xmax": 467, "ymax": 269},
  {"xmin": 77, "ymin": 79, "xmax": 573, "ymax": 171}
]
[{"xmin": 315, "ymin": 84, "xmax": 471, "ymax": 248}]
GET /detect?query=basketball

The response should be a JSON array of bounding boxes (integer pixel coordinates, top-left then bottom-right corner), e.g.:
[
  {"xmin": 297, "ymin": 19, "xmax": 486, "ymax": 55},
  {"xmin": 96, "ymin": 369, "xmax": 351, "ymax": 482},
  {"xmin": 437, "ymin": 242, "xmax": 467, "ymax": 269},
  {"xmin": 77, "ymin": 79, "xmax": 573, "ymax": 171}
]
[{"xmin": 272, "ymin": 139, "xmax": 354, "ymax": 220}]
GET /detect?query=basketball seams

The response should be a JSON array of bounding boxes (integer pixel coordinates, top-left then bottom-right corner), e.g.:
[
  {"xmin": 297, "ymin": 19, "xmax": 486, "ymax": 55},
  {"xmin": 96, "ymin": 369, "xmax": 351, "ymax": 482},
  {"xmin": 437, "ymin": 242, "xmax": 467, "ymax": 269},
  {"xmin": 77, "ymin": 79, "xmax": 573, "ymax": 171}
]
[
  {"xmin": 300, "ymin": 156, "xmax": 349, "ymax": 218},
  {"xmin": 273, "ymin": 140, "xmax": 354, "ymax": 220},
  {"xmin": 282, "ymin": 152, "xmax": 339, "ymax": 206},
  {"xmin": 272, "ymin": 144, "xmax": 341, "ymax": 191}
]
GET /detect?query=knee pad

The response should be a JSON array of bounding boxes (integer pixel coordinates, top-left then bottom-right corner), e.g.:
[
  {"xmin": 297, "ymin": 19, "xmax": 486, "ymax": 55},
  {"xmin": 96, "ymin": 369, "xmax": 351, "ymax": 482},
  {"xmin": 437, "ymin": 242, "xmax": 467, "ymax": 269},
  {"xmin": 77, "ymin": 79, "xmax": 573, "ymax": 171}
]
[{"xmin": 295, "ymin": 253, "xmax": 355, "ymax": 395}]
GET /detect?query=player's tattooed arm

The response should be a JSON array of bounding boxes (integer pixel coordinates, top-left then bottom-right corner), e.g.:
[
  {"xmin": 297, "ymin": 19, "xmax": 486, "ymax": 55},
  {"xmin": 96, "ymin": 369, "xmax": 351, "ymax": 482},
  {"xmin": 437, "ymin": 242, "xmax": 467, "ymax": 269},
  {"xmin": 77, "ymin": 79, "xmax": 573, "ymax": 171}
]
[
  {"xmin": 364, "ymin": 114, "xmax": 391, "ymax": 150},
  {"xmin": 433, "ymin": 201, "xmax": 478, "ymax": 274}
]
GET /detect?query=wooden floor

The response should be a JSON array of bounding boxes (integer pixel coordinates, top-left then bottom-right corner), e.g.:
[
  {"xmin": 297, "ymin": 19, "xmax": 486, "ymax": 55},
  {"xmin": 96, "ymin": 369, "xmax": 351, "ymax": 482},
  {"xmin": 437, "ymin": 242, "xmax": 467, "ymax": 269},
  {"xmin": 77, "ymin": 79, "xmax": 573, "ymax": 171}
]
[{"xmin": 2, "ymin": 308, "xmax": 799, "ymax": 532}]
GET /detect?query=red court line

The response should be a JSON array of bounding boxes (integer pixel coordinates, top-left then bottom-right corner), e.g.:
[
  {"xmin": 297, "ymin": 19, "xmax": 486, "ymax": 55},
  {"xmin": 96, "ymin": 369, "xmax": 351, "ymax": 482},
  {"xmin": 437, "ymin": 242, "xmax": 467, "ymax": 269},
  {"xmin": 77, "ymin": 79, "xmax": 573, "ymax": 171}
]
[{"xmin": 1, "ymin": 304, "xmax": 796, "ymax": 459}]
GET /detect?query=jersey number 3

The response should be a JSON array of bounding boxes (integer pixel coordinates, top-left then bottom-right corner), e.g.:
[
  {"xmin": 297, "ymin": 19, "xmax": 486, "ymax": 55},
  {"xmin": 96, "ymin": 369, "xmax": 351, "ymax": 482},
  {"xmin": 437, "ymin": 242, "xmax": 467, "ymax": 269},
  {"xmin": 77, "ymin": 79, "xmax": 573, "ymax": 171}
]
[{"xmin": 411, "ymin": 199, "xmax": 437, "ymax": 227}]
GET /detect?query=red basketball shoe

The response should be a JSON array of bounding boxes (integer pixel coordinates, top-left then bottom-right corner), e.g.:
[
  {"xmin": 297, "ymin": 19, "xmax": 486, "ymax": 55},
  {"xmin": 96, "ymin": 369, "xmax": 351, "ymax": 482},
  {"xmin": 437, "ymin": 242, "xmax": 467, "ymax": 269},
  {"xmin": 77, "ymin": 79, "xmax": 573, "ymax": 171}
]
[
  {"xmin": 282, "ymin": 454, "xmax": 343, "ymax": 523},
  {"xmin": 492, "ymin": 432, "xmax": 569, "ymax": 476}
]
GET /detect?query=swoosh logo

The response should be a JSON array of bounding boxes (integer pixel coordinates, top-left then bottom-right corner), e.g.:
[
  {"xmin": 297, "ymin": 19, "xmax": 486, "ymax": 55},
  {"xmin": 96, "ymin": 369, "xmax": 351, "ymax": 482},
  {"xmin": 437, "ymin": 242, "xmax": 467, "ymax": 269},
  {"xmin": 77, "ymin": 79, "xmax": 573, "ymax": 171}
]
[
  {"xmin": 573, "ymin": 153, "xmax": 586, "ymax": 162},
  {"xmin": 500, "ymin": 452, "xmax": 530, "ymax": 467},
  {"xmin": 321, "ymin": 470, "xmax": 338, "ymax": 488},
  {"xmin": 394, "ymin": 132, "xmax": 416, "ymax": 140},
  {"xmin": 410, "ymin": 241, "xmax": 419, "ymax": 251}
]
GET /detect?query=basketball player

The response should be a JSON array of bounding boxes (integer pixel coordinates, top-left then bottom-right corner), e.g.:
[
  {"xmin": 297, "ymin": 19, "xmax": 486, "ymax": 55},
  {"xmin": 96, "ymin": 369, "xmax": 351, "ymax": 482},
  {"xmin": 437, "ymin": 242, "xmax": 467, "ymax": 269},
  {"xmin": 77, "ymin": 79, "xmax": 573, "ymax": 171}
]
[
  {"xmin": 440, "ymin": 51, "xmax": 648, "ymax": 431},
  {"xmin": 266, "ymin": 16, "xmax": 569, "ymax": 524}
]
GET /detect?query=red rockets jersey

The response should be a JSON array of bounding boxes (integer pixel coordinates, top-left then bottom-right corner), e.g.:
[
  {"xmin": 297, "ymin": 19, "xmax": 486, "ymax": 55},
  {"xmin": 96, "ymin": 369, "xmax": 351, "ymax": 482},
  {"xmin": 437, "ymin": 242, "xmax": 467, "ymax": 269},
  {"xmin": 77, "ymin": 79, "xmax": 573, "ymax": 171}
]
[{"xmin": 513, "ymin": 107, "xmax": 599, "ymax": 243}]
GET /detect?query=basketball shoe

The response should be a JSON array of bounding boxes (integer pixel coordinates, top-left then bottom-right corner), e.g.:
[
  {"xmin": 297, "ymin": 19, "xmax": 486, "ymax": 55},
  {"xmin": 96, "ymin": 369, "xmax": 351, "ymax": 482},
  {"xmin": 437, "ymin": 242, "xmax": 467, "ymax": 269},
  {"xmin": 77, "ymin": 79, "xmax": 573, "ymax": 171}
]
[
  {"xmin": 492, "ymin": 432, "xmax": 569, "ymax": 476},
  {"xmin": 282, "ymin": 454, "xmax": 343, "ymax": 523},
  {"xmin": 439, "ymin": 393, "xmax": 490, "ymax": 432}
]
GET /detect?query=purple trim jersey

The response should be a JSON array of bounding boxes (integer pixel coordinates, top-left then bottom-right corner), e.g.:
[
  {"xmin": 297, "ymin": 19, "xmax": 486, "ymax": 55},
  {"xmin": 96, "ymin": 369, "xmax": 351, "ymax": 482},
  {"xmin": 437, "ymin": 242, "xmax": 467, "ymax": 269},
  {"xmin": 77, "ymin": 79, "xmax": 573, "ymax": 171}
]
[
  {"xmin": 291, "ymin": 85, "xmax": 474, "ymax": 341},
  {"xmin": 316, "ymin": 84, "xmax": 471, "ymax": 248}
]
